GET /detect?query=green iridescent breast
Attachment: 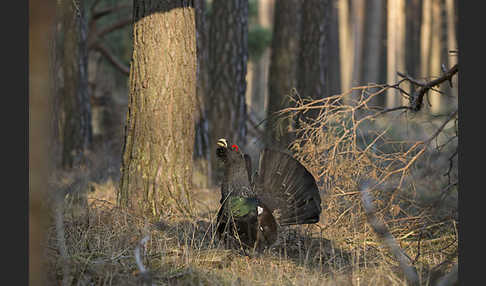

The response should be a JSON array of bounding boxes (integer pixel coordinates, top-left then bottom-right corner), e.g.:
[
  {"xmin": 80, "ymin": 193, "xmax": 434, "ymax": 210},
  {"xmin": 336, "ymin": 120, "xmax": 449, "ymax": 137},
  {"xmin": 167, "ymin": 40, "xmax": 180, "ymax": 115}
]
[{"xmin": 227, "ymin": 197, "xmax": 258, "ymax": 218}]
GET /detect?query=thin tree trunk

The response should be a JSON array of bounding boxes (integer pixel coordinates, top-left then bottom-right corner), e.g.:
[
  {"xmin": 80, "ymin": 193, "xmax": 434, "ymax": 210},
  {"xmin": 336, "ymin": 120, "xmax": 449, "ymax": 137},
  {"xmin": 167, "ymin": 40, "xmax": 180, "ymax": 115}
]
[
  {"xmin": 338, "ymin": 0, "xmax": 353, "ymax": 95},
  {"xmin": 429, "ymin": 0, "xmax": 443, "ymax": 114},
  {"xmin": 30, "ymin": 1, "xmax": 56, "ymax": 284},
  {"xmin": 421, "ymin": 0, "xmax": 432, "ymax": 82},
  {"xmin": 61, "ymin": 0, "xmax": 92, "ymax": 168},
  {"xmin": 194, "ymin": 0, "xmax": 211, "ymax": 187},
  {"xmin": 118, "ymin": 1, "xmax": 196, "ymax": 216},
  {"xmin": 208, "ymin": 0, "xmax": 249, "ymax": 182},
  {"xmin": 386, "ymin": 0, "xmax": 406, "ymax": 108},
  {"xmin": 362, "ymin": 0, "xmax": 385, "ymax": 107},
  {"xmin": 266, "ymin": 0, "xmax": 301, "ymax": 148},
  {"xmin": 297, "ymin": 0, "xmax": 330, "ymax": 120},
  {"xmin": 327, "ymin": 0, "xmax": 341, "ymax": 97},
  {"xmin": 250, "ymin": 0, "xmax": 274, "ymax": 123},
  {"xmin": 350, "ymin": 0, "xmax": 365, "ymax": 102},
  {"xmin": 446, "ymin": 0, "xmax": 458, "ymax": 99}
]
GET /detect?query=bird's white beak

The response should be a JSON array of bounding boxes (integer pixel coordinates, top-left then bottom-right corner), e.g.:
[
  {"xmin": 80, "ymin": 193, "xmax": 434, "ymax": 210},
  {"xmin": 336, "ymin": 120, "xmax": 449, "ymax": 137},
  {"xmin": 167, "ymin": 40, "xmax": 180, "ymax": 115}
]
[{"xmin": 217, "ymin": 138, "xmax": 228, "ymax": 148}]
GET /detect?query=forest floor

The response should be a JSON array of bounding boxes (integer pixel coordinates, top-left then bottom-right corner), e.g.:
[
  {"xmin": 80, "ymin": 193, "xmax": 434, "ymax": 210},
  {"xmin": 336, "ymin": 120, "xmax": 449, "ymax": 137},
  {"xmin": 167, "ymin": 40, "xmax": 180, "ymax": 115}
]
[
  {"xmin": 44, "ymin": 166, "xmax": 457, "ymax": 286},
  {"xmin": 44, "ymin": 98, "xmax": 458, "ymax": 285}
]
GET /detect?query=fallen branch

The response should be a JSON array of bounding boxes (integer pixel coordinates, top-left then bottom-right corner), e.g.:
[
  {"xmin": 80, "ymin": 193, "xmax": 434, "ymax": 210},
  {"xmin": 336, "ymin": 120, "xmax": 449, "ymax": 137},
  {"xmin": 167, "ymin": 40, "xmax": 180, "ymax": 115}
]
[
  {"xmin": 358, "ymin": 179, "xmax": 420, "ymax": 286},
  {"xmin": 134, "ymin": 235, "xmax": 154, "ymax": 286}
]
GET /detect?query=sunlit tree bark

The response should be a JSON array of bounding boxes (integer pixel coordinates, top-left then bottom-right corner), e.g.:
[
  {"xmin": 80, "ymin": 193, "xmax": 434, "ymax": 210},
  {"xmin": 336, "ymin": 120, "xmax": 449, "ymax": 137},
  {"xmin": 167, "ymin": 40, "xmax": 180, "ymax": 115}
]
[{"xmin": 118, "ymin": 1, "xmax": 196, "ymax": 216}]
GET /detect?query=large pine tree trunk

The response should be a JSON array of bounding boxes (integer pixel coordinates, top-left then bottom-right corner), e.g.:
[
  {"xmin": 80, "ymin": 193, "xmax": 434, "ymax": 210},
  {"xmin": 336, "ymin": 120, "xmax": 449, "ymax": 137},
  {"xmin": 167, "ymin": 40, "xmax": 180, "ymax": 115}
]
[
  {"xmin": 118, "ymin": 1, "xmax": 196, "ymax": 216},
  {"xmin": 265, "ymin": 0, "xmax": 301, "ymax": 148},
  {"xmin": 297, "ymin": 0, "xmax": 329, "ymax": 119},
  {"xmin": 208, "ymin": 0, "xmax": 249, "ymax": 182},
  {"xmin": 61, "ymin": 0, "xmax": 92, "ymax": 168}
]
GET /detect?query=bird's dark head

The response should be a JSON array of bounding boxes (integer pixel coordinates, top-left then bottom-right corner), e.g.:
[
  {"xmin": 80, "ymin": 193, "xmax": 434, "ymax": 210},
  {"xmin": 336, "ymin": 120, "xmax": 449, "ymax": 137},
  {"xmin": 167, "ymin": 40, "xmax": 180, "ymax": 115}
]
[{"xmin": 216, "ymin": 138, "xmax": 244, "ymax": 164}]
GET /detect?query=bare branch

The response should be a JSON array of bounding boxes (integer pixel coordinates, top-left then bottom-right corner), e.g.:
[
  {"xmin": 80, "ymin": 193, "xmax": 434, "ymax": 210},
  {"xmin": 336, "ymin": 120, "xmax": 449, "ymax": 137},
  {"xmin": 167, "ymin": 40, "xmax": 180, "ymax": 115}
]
[
  {"xmin": 92, "ymin": 4, "xmax": 130, "ymax": 20},
  {"xmin": 358, "ymin": 179, "xmax": 420, "ymax": 286},
  {"xmin": 398, "ymin": 64, "xmax": 459, "ymax": 111},
  {"xmin": 95, "ymin": 18, "xmax": 132, "ymax": 39},
  {"xmin": 93, "ymin": 43, "xmax": 130, "ymax": 76}
]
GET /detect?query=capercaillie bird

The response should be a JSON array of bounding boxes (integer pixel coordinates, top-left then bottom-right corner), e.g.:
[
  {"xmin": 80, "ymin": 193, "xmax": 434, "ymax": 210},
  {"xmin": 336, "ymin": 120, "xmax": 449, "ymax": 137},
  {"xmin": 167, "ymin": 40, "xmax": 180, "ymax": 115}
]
[{"xmin": 215, "ymin": 138, "xmax": 322, "ymax": 251}]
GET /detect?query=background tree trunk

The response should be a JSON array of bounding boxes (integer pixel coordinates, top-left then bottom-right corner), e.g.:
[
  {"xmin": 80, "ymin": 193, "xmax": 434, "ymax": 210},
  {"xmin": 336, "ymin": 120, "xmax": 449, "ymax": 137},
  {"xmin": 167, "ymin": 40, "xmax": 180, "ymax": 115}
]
[
  {"xmin": 297, "ymin": 0, "xmax": 330, "ymax": 120},
  {"xmin": 61, "ymin": 0, "xmax": 93, "ymax": 168},
  {"xmin": 30, "ymin": 1, "xmax": 56, "ymax": 284},
  {"xmin": 338, "ymin": 0, "xmax": 353, "ymax": 95},
  {"xmin": 265, "ymin": 0, "xmax": 301, "ymax": 148},
  {"xmin": 208, "ymin": 0, "xmax": 249, "ymax": 182},
  {"xmin": 428, "ymin": 0, "xmax": 443, "ymax": 114},
  {"xmin": 362, "ymin": 0, "xmax": 385, "ymax": 107},
  {"xmin": 350, "ymin": 0, "xmax": 365, "ymax": 102},
  {"xmin": 446, "ymin": 0, "xmax": 458, "ymax": 99},
  {"xmin": 250, "ymin": 0, "xmax": 274, "ymax": 123},
  {"xmin": 118, "ymin": 1, "xmax": 196, "ymax": 216},
  {"xmin": 386, "ymin": 0, "xmax": 406, "ymax": 108},
  {"xmin": 194, "ymin": 0, "xmax": 211, "ymax": 188},
  {"xmin": 327, "ymin": 0, "xmax": 341, "ymax": 97}
]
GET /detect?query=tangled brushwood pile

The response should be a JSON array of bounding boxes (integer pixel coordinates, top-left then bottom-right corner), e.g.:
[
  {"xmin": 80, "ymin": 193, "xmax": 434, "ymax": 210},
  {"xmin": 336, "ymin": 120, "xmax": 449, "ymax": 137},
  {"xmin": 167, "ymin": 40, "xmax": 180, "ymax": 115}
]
[{"xmin": 274, "ymin": 83, "xmax": 458, "ymax": 284}]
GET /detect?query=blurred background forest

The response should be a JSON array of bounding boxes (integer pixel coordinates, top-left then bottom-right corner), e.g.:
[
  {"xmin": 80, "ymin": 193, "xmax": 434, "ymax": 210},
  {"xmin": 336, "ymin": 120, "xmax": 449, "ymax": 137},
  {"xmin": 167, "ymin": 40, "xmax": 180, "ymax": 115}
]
[{"xmin": 30, "ymin": 0, "xmax": 459, "ymax": 285}]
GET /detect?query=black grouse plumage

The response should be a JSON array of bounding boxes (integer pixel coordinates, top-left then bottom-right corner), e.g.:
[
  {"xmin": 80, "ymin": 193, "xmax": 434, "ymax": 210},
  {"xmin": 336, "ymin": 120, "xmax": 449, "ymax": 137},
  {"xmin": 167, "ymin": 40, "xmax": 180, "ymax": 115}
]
[{"xmin": 215, "ymin": 138, "xmax": 322, "ymax": 250}]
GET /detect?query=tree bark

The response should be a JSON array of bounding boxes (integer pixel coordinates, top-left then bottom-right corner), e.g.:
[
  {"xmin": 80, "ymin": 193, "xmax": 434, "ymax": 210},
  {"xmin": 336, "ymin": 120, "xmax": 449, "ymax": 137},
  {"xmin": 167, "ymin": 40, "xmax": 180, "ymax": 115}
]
[
  {"xmin": 118, "ymin": 1, "xmax": 196, "ymax": 216},
  {"xmin": 297, "ymin": 0, "xmax": 330, "ymax": 119},
  {"xmin": 61, "ymin": 0, "xmax": 93, "ymax": 168},
  {"xmin": 208, "ymin": 0, "xmax": 249, "ymax": 182},
  {"xmin": 265, "ymin": 0, "xmax": 301, "ymax": 148}
]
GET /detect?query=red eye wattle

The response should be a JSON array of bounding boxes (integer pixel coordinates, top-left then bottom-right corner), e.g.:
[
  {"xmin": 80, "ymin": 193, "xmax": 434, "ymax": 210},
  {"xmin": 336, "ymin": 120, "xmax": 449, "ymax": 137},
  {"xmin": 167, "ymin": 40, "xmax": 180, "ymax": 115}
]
[{"xmin": 231, "ymin": 144, "xmax": 239, "ymax": 152}]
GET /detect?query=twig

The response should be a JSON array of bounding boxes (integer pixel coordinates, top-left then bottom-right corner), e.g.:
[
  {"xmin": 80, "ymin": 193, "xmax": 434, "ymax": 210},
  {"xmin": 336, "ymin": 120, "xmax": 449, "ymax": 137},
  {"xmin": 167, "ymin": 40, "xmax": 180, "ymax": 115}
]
[{"xmin": 358, "ymin": 179, "xmax": 420, "ymax": 286}]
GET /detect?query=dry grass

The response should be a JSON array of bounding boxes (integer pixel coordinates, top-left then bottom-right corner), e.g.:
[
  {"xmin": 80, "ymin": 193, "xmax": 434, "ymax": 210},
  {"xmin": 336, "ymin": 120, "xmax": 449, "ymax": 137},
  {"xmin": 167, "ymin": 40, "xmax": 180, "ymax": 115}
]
[{"xmin": 44, "ymin": 86, "xmax": 458, "ymax": 285}]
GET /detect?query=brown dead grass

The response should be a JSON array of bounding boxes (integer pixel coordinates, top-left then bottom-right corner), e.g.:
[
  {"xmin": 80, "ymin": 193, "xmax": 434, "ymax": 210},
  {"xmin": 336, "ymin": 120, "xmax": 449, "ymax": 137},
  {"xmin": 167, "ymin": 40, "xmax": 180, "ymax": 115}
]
[{"xmin": 44, "ymin": 86, "xmax": 458, "ymax": 285}]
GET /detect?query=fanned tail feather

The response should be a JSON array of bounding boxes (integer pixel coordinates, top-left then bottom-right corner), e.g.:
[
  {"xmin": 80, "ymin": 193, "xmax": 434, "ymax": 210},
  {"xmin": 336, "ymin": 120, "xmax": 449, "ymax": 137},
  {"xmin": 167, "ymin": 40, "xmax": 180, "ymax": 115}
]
[{"xmin": 253, "ymin": 149, "xmax": 322, "ymax": 226}]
